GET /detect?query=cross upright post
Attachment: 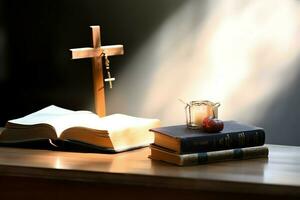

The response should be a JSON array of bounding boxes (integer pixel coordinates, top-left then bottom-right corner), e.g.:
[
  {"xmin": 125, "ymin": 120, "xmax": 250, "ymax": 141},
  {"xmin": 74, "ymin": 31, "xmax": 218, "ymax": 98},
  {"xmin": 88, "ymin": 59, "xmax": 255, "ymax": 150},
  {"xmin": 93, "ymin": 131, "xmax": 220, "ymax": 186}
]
[{"xmin": 70, "ymin": 26, "xmax": 124, "ymax": 117}]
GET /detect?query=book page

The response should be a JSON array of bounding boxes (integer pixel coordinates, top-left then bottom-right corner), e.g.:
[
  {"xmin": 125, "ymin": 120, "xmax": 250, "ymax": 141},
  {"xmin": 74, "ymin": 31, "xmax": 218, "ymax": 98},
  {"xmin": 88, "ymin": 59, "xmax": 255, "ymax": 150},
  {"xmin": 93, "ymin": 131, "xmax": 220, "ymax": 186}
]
[
  {"xmin": 8, "ymin": 105, "xmax": 159, "ymax": 139},
  {"xmin": 55, "ymin": 113, "xmax": 156, "ymax": 137},
  {"xmin": 99, "ymin": 114, "xmax": 158, "ymax": 131},
  {"xmin": 50, "ymin": 112, "xmax": 107, "ymax": 137},
  {"xmin": 9, "ymin": 105, "xmax": 75, "ymax": 125},
  {"xmin": 8, "ymin": 105, "xmax": 107, "ymax": 137}
]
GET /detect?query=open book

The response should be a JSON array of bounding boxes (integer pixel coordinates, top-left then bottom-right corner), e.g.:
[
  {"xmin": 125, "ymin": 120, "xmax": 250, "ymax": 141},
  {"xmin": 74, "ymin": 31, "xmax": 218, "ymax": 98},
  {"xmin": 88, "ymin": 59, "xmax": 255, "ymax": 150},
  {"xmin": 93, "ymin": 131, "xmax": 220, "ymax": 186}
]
[{"xmin": 0, "ymin": 105, "xmax": 160, "ymax": 152}]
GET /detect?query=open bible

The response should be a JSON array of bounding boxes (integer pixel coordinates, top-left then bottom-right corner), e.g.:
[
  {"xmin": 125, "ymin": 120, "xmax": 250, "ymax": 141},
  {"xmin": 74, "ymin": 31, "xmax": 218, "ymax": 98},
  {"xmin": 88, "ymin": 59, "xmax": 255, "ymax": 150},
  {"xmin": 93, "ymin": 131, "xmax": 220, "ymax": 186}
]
[{"xmin": 0, "ymin": 105, "xmax": 160, "ymax": 152}]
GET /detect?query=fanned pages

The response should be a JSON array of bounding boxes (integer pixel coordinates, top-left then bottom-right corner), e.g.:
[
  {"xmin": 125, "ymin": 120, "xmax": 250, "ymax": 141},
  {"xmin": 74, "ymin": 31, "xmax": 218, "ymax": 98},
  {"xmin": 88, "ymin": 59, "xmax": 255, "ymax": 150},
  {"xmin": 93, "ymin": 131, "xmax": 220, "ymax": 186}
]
[{"xmin": 0, "ymin": 105, "xmax": 160, "ymax": 152}]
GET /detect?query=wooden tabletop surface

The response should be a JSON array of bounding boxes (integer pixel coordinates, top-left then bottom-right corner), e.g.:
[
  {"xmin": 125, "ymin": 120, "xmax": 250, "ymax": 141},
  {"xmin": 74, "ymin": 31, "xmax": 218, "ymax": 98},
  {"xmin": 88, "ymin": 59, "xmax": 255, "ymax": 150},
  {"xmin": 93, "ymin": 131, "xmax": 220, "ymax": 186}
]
[{"xmin": 0, "ymin": 144, "xmax": 300, "ymax": 197}]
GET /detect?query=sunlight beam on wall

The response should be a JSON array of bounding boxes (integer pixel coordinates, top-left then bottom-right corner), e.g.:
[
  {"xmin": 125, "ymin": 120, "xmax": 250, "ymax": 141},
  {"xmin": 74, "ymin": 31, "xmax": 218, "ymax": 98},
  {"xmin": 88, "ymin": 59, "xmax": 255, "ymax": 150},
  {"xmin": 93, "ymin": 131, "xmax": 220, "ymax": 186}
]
[{"xmin": 109, "ymin": 0, "xmax": 300, "ymax": 125}]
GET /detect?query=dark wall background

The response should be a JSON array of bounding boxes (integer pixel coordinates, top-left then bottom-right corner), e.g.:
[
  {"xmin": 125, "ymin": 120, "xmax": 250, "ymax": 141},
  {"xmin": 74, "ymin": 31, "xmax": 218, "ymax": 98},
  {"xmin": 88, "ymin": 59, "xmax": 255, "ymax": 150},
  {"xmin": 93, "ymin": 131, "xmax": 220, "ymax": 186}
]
[
  {"xmin": 0, "ymin": 0, "xmax": 184, "ymax": 120},
  {"xmin": 0, "ymin": 0, "xmax": 300, "ymax": 146}
]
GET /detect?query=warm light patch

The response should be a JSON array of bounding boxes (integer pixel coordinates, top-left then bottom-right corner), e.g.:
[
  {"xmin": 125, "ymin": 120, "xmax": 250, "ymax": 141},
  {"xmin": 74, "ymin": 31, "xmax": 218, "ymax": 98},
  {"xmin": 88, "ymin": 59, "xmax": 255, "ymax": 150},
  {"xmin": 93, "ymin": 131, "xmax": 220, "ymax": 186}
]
[
  {"xmin": 109, "ymin": 0, "xmax": 300, "ymax": 125},
  {"xmin": 54, "ymin": 157, "xmax": 62, "ymax": 169}
]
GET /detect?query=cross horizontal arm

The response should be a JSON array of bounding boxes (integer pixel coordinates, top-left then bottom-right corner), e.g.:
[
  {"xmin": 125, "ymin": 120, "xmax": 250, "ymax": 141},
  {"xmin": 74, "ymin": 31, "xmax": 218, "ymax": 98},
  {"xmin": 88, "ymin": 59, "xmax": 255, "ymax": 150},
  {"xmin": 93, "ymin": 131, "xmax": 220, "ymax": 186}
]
[
  {"xmin": 70, "ymin": 47, "xmax": 100, "ymax": 59},
  {"xmin": 102, "ymin": 45, "xmax": 124, "ymax": 57},
  {"xmin": 70, "ymin": 45, "xmax": 124, "ymax": 59}
]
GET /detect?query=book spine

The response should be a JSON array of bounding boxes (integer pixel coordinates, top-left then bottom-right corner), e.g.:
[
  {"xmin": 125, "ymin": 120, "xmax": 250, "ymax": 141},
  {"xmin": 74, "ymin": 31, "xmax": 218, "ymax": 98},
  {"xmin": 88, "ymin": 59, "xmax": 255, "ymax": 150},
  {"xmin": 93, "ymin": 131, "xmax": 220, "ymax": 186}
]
[
  {"xmin": 181, "ymin": 146, "xmax": 269, "ymax": 166},
  {"xmin": 180, "ymin": 129, "xmax": 265, "ymax": 154}
]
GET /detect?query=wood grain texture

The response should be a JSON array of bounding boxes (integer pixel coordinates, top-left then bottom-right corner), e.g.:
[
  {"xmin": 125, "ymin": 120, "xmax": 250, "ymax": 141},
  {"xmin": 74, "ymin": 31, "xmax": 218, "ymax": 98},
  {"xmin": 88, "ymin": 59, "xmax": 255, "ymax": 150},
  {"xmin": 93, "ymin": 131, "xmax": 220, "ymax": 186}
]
[
  {"xmin": 70, "ymin": 45, "xmax": 124, "ymax": 59},
  {"xmin": 70, "ymin": 47, "xmax": 101, "ymax": 59},
  {"xmin": 2, "ymin": 176, "xmax": 288, "ymax": 200},
  {"xmin": 0, "ymin": 144, "xmax": 300, "ymax": 199},
  {"xmin": 90, "ymin": 26, "xmax": 105, "ymax": 116}
]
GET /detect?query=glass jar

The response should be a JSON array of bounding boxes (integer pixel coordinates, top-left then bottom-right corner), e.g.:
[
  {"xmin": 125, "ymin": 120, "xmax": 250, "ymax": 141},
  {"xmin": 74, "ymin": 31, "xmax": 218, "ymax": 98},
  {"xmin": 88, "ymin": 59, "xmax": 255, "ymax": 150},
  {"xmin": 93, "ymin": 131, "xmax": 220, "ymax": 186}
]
[{"xmin": 185, "ymin": 100, "xmax": 220, "ymax": 129}]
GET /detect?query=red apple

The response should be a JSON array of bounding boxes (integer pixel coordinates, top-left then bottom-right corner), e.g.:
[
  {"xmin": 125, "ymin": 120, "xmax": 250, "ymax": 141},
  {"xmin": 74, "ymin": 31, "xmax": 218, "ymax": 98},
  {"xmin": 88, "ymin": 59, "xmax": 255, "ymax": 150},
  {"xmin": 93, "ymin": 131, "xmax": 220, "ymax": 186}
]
[{"xmin": 202, "ymin": 116, "xmax": 224, "ymax": 133}]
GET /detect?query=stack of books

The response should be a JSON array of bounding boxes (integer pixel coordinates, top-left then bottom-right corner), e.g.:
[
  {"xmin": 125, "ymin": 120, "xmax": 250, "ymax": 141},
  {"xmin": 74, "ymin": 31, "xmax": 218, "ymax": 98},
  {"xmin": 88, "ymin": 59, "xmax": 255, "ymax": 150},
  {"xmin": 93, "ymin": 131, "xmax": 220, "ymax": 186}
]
[{"xmin": 149, "ymin": 121, "xmax": 268, "ymax": 166}]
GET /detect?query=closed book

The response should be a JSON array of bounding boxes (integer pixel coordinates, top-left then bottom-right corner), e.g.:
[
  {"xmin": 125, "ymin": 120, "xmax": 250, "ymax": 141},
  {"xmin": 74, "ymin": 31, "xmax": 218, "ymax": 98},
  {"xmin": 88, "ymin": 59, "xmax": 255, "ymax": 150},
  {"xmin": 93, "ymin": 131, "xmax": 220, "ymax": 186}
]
[
  {"xmin": 150, "ymin": 121, "xmax": 265, "ymax": 154},
  {"xmin": 149, "ymin": 144, "xmax": 269, "ymax": 166}
]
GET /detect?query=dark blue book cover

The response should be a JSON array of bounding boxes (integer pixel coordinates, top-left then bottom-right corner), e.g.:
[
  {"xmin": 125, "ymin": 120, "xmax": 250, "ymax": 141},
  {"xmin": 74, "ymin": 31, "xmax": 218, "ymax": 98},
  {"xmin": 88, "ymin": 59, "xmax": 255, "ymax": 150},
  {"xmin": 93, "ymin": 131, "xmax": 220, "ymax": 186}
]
[{"xmin": 150, "ymin": 121, "xmax": 265, "ymax": 154}]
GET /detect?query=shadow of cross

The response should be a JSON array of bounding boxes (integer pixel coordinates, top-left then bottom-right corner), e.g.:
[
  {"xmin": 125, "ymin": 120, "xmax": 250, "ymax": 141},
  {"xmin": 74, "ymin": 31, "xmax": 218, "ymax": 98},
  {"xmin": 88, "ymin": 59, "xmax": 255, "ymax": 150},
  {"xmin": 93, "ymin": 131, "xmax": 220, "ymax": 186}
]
[{"xmin": 70, "ymin": 26, "xmax": 124, "ymax": 117}]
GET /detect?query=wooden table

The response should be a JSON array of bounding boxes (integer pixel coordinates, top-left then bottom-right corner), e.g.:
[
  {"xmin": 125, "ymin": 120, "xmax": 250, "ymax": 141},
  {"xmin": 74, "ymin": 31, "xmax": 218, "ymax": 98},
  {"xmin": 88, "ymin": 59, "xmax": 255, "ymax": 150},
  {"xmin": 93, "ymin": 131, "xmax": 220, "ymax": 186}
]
[{"xmin": 0, "ymin": 145, "xmax": 299, "ymax": 200}]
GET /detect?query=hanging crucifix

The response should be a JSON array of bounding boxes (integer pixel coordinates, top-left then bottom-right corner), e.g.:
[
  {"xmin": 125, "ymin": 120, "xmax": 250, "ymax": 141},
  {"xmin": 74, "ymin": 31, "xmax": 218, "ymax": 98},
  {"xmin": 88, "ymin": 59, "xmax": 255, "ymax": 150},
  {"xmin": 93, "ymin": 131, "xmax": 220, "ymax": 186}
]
[{"xmin": 70, "ymin": 26, "xmax": 124, "ymax": 117}]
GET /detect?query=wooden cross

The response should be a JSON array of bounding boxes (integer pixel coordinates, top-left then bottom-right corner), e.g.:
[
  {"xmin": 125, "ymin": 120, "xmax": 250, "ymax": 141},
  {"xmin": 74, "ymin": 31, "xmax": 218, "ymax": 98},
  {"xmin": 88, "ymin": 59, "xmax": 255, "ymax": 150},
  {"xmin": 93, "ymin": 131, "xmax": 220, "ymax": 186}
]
[{"xmin": 70, "ymin": 26, "xmax": 124, "ymax": 117}]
